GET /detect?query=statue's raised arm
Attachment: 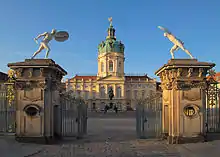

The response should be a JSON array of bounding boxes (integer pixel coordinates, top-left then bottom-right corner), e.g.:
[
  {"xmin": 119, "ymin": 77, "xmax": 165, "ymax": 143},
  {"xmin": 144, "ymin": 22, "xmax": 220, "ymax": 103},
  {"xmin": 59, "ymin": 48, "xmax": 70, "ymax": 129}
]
[
  {"xmin": 158, "ymin": 26, "xmax": 171, "ymax": 34},
  {"xmin": 158, "ymin": 26, "xmax": 194, "ymax": 59}
]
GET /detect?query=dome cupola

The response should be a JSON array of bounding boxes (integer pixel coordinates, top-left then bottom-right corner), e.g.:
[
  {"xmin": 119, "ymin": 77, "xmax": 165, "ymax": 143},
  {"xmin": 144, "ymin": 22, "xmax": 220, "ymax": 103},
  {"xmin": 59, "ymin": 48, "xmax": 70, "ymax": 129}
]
[{"xmin": 98, "ymin": 17, "xmax": 125, "ymax": 55}]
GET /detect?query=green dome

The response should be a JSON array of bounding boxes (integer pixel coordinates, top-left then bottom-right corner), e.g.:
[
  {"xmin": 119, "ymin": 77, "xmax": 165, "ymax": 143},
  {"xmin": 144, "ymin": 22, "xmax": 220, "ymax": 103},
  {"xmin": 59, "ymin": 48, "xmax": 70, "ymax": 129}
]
[{"xmin": 98, "ymin": 25, "xmax": 125, "ymax": 55}]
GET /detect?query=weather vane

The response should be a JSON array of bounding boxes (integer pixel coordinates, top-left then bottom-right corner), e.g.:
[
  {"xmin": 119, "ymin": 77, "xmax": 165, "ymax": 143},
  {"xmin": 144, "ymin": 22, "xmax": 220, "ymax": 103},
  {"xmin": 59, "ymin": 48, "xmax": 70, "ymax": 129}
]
[{"xmin": 108, "ymin": 17, "xmax": 113, "ymax": 26}]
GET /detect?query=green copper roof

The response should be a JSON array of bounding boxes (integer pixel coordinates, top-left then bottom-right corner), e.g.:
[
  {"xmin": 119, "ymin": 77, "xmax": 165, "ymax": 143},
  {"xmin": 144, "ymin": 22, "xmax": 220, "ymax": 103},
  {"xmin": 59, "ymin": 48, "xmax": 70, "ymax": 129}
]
[{"xmin": 98, "ymin": 22, "xmax": 125, "ymax": 55}]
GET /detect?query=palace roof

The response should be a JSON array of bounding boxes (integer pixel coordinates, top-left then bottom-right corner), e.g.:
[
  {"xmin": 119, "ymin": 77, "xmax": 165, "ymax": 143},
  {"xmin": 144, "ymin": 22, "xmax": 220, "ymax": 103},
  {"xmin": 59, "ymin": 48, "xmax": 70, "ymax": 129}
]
[{"xmin": 68, "ymin": 74, "xmax": 154, "ymax": 81}]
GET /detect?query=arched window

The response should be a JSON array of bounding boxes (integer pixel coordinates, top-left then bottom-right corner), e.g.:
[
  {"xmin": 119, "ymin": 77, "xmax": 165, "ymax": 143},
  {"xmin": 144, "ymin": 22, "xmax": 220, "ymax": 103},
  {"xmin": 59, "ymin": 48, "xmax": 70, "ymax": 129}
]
[
  {"xmin": 101, "ymin": 62, "xmax": 104, "ymax": 72},
  {"xmin": 109, "ymin": 60, "xmax": 113, "ymax": 72},
  {"xmin": 100, "ymin": 86, "xmax": 105, "ymax": 98},
  {"xmin": 84, "ymin": 91, "xmax": 89, "ymax": 100},
  {"xmin": 116, "ymin": 86, "xmax": 121, "ymax": 98},
  {"xmin": 92, "ymin": 91, "xmax": 96, "ymax": 99}
]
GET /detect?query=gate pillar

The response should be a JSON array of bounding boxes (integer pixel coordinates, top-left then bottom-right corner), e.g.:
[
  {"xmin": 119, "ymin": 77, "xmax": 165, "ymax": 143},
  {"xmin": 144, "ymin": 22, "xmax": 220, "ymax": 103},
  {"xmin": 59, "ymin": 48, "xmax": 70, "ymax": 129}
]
[
  {"xmin": 155, "ymin": 59, "xmax": 214, "ymax": 144},
  {"xmin": 8, "ymin": 59, "xmax": 67, "ymax": 144}
]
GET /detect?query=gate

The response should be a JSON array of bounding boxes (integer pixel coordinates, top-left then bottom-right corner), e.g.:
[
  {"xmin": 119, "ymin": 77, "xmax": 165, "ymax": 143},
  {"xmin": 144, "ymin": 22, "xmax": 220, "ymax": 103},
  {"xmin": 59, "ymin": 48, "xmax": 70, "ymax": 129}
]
[
  {"xmin": 60, "ymin": 92, "xmax": 87, "ymax": 139},
  {"xmin": 136, "ymin": 92, "xmax": 162, "ymax": 139},
  {"xmin": 0, "ymin": 83, "xmax": 16, "ymax": 135},
  {"xmin": 206, "ymin": 76, "xmax": 220, "ymax": 133}
]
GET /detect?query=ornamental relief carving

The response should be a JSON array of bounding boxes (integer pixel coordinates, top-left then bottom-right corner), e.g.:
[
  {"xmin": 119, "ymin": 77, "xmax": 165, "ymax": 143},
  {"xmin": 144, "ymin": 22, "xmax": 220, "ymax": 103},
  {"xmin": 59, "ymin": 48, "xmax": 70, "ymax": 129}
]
[
  {"xmin": 187, "ymin": 68, "xmax": 193, "ymax": 77},
  {"xmin": 15, "ymin": 81, "xmax": 48, "ymax": 90},
  {"xmin": 51, "ymin": 81, "xmax": 61, "ymax": 91},
  {"xmin": 198, "ymin": 68, "xmax": 204, "ymax": 78},
  {"xmin": 160, "ymin": 80, "xmax": 207, "ymax": 91},
  {"xmin": 162, "ymin": 91, "xmax": 169, "ymax": 102},
  {"xmin": 182, "ymin": 88, "xmax": 201, "ymax": 101},
  {"xmin": 40, "ymin": 68, "xmax": 44, "ymax": 77},
  {"xmin": 173, "ymin": 81, "xmax": 207, "ymax": 90},
  {"xmin": 28, "ymin": 68, "xmax": 33, "ymax": 78},
  {"xmin": 160, "ymin": 67, "xmax": 208, "ymax": 81},
  {"xmin": 177, "ymin": 68, "xmax": 182, "ymax": 78},
  {"xmin": 161, "ymin": 81, "xmax": 173, "ymax": 90},
  {"xmin": 183, "ymin": 104, "xmax": 200, "ymax": 119},
  {"xmin": 165, "ymin": 70, "xmax": 169, "ymax": 80},
  {"xmin": 15, "ymin": 68, "xmax": 23, "ymax": 78},
  {"xmin": 160, "ymin": 69, "xmax": 180, "ymax": 82},
  {"xmin": 23, "ymin": 88, "xmax": 43, "ymax": 102}
]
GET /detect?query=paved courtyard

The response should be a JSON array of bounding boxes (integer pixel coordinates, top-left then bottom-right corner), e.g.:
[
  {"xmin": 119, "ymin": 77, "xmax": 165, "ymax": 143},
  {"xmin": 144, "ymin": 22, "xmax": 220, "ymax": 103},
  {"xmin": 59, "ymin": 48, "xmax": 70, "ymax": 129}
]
[{"xmin": 1, "ymin": 111, "xmax": 220, "ymax": 157}]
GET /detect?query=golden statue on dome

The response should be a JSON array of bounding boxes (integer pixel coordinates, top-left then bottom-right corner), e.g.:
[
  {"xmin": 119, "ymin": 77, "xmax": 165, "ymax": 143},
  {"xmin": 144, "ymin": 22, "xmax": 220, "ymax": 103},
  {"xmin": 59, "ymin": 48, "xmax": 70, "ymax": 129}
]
[{"xmin": 108, "ymin": 17, "xmax": 113, "ymax": 26}]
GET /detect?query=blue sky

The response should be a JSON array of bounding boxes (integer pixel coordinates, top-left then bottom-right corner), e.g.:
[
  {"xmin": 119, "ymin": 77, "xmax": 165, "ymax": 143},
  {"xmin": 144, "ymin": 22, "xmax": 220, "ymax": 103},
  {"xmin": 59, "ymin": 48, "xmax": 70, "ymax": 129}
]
[{"xmin": 0, "ymin": 0, "xmax": 219, "ymax": 79}]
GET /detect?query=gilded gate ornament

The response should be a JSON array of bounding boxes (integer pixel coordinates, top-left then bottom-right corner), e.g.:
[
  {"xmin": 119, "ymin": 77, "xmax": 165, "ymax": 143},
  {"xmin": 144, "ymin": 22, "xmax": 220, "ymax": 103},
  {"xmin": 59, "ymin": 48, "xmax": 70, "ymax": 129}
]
[{"xmin": 6, "ymin": 69, "xmax": 16, "ymax": 107}]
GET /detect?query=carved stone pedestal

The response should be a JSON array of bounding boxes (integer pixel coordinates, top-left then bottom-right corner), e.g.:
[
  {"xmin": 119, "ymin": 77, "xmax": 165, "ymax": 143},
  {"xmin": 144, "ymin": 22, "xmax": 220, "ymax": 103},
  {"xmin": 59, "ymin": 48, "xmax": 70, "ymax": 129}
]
[
  {"xmin": 8, "ymin": 59, "xmax": 67, "ymax": 144},
  {"xmin": 155, "ymin": 59, "xmax": 215, "ymax": 144}
]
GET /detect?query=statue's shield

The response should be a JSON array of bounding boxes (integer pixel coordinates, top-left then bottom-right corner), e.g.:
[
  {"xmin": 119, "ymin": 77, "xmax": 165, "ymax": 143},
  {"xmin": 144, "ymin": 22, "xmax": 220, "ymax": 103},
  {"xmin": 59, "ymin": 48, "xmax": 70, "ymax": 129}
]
[{"xmin": 55, "ymin": 31, "xmax": 69, "ymax": 42}]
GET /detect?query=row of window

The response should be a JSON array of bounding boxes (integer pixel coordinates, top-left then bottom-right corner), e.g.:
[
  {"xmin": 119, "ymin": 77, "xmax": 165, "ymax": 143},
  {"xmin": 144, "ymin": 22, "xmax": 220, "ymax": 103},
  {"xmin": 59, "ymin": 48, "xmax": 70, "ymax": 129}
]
[
  {"xmin": 126, "ymin": 90, "xmax": 154, "ymax": 98},
  {"xmin": 101, "ymin": 61, "xmax": 121, "ymax": 72},
  {"xmin": 100, "ymin": 86, "xmax": 121, "ymax": 98},
  {"xmin": 70, "ymin": 83, "xmax": 155, "ymax": 90},
  {"xmin": 126, "ymin": 84, "xmax": 155, "ymax": 88},
  {"xmin": 75, "ymin": 86, "xmax": 122, "ymax": 99},
  {"xmin": 73, "ymin": 89, "xmax": 154, "ymax": 100},
  {"xmin": 76, "ymin": 90, "xmax": 96, "ymax": 99}
]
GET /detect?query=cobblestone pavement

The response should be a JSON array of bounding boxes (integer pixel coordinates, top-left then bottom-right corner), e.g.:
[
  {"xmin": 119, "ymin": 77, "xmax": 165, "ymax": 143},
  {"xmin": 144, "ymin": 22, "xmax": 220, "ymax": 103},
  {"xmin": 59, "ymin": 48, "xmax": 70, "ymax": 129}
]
[
  {"xmin": 29, "ymin": 139, "xmax": 181, "ymax": 157},
  {"xmin": 2, "ymin": 136, "xmax": 220, "ymax": 157},
  {"xmin": 2, "ymin": 112, "xmax": 220, "ymax": 157}
]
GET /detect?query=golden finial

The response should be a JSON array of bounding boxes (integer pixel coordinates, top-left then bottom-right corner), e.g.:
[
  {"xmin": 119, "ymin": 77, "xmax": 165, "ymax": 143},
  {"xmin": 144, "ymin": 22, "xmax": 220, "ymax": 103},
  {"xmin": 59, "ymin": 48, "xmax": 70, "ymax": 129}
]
[
  {"xmin": 108, "ymin": 17, "xmax": 113, "ymax": 26},
  {"xmin": 8, "ymin": 69, "xmax": 15, "ymax": 79},
  {"xmin": 6, "ymin": 69, "xmax": 16, "ymax": 107}
]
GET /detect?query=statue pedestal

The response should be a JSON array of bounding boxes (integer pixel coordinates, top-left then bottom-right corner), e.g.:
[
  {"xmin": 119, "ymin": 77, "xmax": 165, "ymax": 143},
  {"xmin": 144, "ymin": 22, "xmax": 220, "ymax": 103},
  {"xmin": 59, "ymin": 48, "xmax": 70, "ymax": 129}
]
[
  {"xmin": 8, "ymin": 59, "xmax": 67, "ymax": 144},
  {"xmin": 155, "ymin": 59, "xmax": 215, "ymax": 144}
]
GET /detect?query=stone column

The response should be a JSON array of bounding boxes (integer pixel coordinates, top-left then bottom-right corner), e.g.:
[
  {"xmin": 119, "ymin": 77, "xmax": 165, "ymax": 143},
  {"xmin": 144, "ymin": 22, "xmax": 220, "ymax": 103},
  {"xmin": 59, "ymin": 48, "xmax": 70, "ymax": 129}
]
[
  {"xmin": 121, "ymin": 84, "xmax": 125, "ymax": 98},
  {"xmin": 8, "ymin": 59, "xmax": 67, "ymax": 144},
  {"xmin": 115, "ymin": 56, "xmax": 118, "ymax": 76},
  {"xmin": 105, "ymin": 57, "xmax": 108, "ymax": 76},
  {"xmin": 155, "ymin": 59, "xmax": 215, "ymax": 144},
  {"xmin": 105, "ymin": 84, "xmax": 108, "ymax": 99},
  {"xmin": 114, "ymin": 85, "xmax": 117, "ymax": 98},
  {"xmin": 96, "ymin": 84, "xmax": 100, "ymax": 99}
]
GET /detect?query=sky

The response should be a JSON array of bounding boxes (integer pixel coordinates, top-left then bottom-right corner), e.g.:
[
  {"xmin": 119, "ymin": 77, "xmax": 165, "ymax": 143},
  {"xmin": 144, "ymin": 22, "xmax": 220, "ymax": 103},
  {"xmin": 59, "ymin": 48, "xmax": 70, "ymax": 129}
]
[{"xmin": 0, "ymin": 0, "xmax": 219, "ymax": 80}]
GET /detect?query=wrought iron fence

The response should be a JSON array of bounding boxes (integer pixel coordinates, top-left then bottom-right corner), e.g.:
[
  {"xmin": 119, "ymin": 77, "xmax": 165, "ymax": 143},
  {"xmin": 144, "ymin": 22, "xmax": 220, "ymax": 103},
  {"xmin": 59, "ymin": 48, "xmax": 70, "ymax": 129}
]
[
  {"xmin": 206, "ymin": 74, "xmax": 220, "ymax": 133},
  {"xmin": 0, "ymin": 72, "xmax": 16, "ymax": 135},
  {"xmin": 60, "ymin": 91, "xmax": 87, "ymax": 139},
  {"xmin": 136, "ymin": 91, "xmax": 162, "ymax": 139}
]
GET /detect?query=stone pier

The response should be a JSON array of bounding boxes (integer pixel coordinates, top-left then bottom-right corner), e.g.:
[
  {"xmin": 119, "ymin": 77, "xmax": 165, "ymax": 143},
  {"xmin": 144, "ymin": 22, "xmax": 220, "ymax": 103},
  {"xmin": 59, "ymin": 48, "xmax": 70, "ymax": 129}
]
[
  {"xmin": 155, "ymin": 59, "xmax": 215, "ymax": 144},
  {"xmin": 8, "ymin": 59, "xmax": 67, "ymax": 144}
]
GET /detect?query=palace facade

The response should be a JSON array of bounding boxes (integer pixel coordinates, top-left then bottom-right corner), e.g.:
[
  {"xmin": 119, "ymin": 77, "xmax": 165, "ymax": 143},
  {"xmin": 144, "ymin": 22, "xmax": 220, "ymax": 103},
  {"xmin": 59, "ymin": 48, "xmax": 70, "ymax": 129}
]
[{"xmin": 66, "ymin": 20, "xmax": 160, "ymax": 111}]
